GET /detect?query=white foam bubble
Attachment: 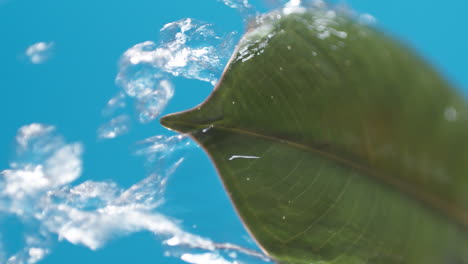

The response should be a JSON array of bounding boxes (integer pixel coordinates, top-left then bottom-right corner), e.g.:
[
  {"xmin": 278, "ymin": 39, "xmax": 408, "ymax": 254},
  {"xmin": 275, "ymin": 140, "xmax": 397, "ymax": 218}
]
[
  {"xmin": 25, "ymin": 42, "xmax": 54, "ymax": 64},
  {"xmin": 97, "ymin": 115, "xmax": 131, "ymax": 139}
]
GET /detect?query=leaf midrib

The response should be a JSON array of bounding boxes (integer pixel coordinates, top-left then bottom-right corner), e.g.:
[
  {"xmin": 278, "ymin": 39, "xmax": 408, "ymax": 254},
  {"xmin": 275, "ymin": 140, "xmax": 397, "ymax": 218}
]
[{"xmin": 167, "ymin": 119, "xmax": 468, "ymax": 230}]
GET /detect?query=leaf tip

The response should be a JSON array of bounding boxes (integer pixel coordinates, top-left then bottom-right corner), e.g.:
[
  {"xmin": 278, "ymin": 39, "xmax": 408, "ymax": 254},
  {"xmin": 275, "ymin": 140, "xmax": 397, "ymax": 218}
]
[
  {"xmin": 160, "ymin": 113, "xmax": 178, "ymax": 131},
  {"xmin": 159, "ymin": 112, "xmax": 196, "ymax": 134}
]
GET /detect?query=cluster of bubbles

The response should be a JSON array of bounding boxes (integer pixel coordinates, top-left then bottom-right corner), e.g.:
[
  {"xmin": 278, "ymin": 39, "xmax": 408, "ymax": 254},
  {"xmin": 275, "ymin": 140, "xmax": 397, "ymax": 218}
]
[
  {"xmin": 25, "ymin": 42, "xmax": 54, "ymax": 64},
  {"xmin": 0, "ymin": 123, "xmax": 270, "ymax": 264},
  {"xmin": 98, "ymin": 18, "xmax": 238, "ymax": 139}
]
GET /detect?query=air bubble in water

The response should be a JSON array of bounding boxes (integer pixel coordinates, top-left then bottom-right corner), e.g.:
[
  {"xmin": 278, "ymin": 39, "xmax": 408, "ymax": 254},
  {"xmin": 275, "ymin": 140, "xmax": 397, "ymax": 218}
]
[
  {"xmin": 217, "ymin": 0, "xmax": 255, "ymax": 18},
  {"xmin": 359, "ymin": 13, "xmax": 377, "ymax": 24},
  {"xmin": 136, "ymin": 80, "xmax": 174, "ymax": 124},
  {"xmin": 283, "ymin": 0, "xmax": 306, "ymax": 15},
  {"xmin": 102, "ymin": 92, "xmax": 127, "ymax": 117},
  {"xmin": 97, "ymin": 115, "xmax": 130, "ymax": 139},
  {"xmin": 135, "ymin": 134, "xmax": 195, "ymax": 164}
]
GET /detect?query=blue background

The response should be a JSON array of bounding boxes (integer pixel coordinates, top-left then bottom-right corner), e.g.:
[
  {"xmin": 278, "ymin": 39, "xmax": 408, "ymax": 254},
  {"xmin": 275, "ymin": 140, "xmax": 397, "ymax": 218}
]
[{"xmin": 0, "ymin": 0, "xmax": 467, "ymax": 263}]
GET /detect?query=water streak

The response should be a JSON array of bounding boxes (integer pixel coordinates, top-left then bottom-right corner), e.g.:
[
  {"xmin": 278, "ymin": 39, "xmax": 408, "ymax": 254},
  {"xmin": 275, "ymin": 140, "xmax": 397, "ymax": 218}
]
[{"xmin": 229, "ymin": 155, "xmax": 260, "ymax": 161}]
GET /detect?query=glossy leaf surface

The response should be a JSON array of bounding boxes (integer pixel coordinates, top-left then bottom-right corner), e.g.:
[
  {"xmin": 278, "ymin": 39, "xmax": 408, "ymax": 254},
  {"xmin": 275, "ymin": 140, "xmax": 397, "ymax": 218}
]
[{"xmin": 161, "ymin": 11, "xmax": 468, "ymax": 264}]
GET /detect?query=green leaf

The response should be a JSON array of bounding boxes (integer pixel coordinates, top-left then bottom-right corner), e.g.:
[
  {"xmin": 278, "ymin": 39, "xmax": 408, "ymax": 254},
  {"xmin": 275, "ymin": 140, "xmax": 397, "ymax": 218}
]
[{"xmin": 161, "ymin": 10, "xmax": 468, "ymax": 264}]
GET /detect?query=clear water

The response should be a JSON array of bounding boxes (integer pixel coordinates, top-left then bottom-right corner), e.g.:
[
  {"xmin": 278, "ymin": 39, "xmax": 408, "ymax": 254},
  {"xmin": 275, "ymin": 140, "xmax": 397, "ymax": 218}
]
[{"xmin": 0, "ymin": 0, "xmax": 466, "ymax": 263}]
